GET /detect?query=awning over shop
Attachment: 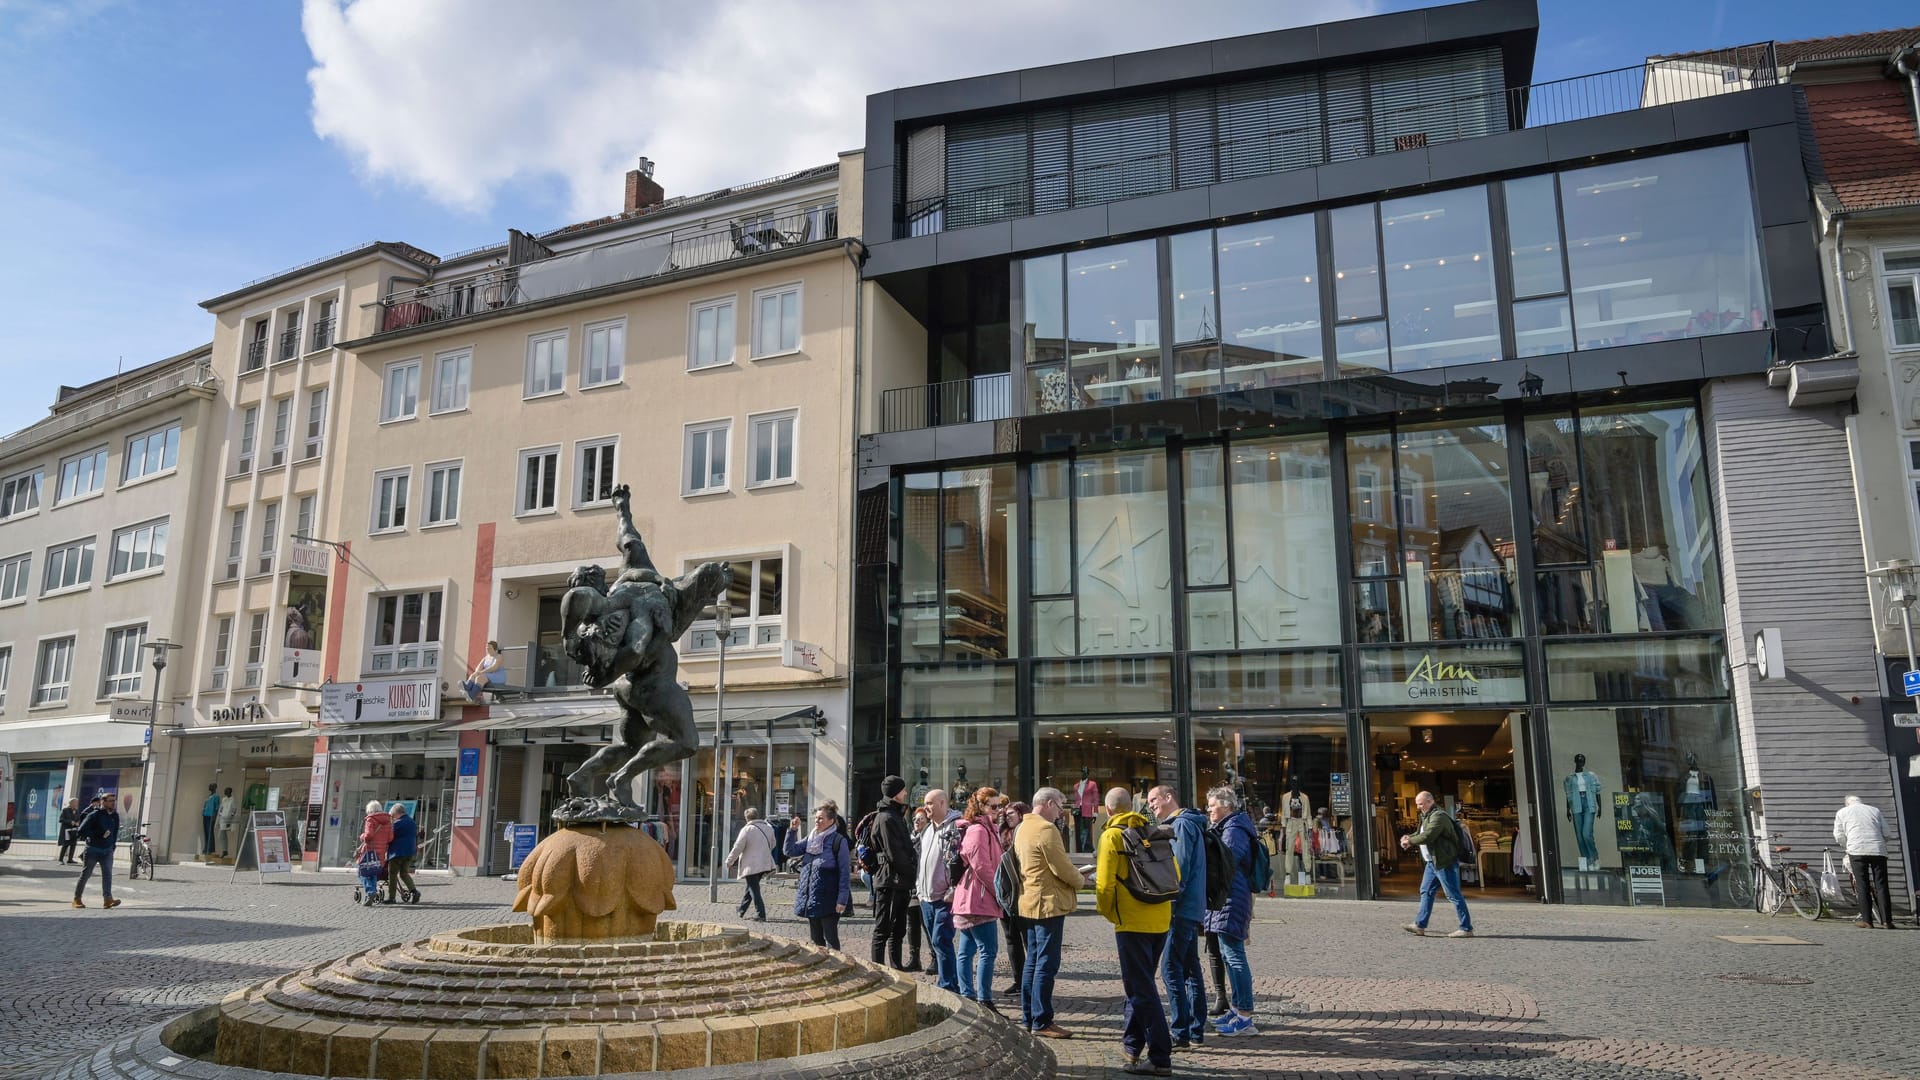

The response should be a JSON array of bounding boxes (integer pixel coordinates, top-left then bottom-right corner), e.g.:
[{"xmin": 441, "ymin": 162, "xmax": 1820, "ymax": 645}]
[{"xmin": 168, "ymin": 722, "xmax": 311, "ymax": 740}]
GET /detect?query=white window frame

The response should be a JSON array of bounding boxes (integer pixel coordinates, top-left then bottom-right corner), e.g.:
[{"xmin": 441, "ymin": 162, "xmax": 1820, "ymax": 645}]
[
  {"xmin": 55, "ymin": 445, "xmax": 109, "ymax": 503},
  {"xmin": 382, "ymin": 358, "xmax": 421, "ymax": 423},
  {"xmin": 517, "ymin": 446, "xmax": 561, "ymax": 516},
  {"xmin": 303, "ymin": 388, "xmax": 328, "ymax": 460},
  {"xmin": 295, "ymin": 494, "xmax": 315, "ymax": 543},
  {"xmin": 371, "ymin": 468, "xmax": 411, "ymax": 534},
  {"xmin": 0, "ymin": 552, "xmax": 29, "ymax": 603},
  {"xmin": 746, "ymin": 408, "xmax": 798, "ymax": 489},
  {"xmin": 524, "ymin": 330, "xmax": 568, "ymax": 399},
  {"xmin": 41, "ymin": 536, "xmax": 95, "ymax": 595},
  {"xmin": 244, "ymin": 612, "xmax": 266, "ymax": 688},
  {"xmin": 750, "ymin": 283, "xmax": 802, "ymax": 358},
  {"xmin": 0, "ymin": 645, "xmax": 11, "ymax": 712},
  {"xmin": 123, "ymin": 420, "xmax": 181, "ymax": 483},
  {"xmin": 680, "ymin": 550, "xmax": 787, "ymax": 655},
  {"xmin": 312, "ymin": 297, "xmax": 338, "ymax": 352},
  {"xmin": 277, "ymin": 307, "xmax": 302, "ymax": 363},
  {"xmin": 432, "ymin": 348, "xmax": 473, "ymax": 414},
  {"xmin": 100, "ymin": 622, "xmax": 147, "ymax": 699},
  {"xmin": 682, "ymin": 419, "xmax": 732, "ymax": 497},
  {"xmin": 269, "ymin": 396, "xmax": 292, "ymax": 468},
  {"xmin": 1882, "ymin": 247, "xmax": 1920, "ymax": 353},
  {"xmin": 224, "ymin": 508, "xmax": 245, "ymax": 581},
  {"xmin": 32, "ymin": 635, "xmax": 75, "ymax": 708},
  {"xmin": 0, "ymin": 468, "xmax": 41, "ymax": 521},
  {"xmin": 257, "ymin": 500, "xmax": 279, "ymax": 575},
  {"xmin": 236, "ymin": 405, "xmax": 258, "ymax": 473},
  {"xmin": 574, "ymin": 437, "xmax": 619, "ymax": 508},
  {"xmin": 582, "ymin": 318, "xmax": 626, "ymax": 388},
  {"xmin": 210, "ymin": 615, "xmax": 232, "ymax": 691},
  {"xmin": 107, "ymin": 518, "xmax": 168, "ymax": 581},
  {"xmin": 424, "ymin": 460, "xmax": 463, "ymax": 527},
  {"xmin": 688, "ymin": 295, "xmax": 737, "ymax": 370},
  {"xmin": 366, "ymin": 588, "xmax": 444, "ymax": 674}
]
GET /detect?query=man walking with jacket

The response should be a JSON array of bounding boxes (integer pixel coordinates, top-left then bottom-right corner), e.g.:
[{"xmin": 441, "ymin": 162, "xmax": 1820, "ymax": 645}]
[
  {"xmin": 1147, "ymin": 784, "xmax": 1208, "ymax": 1050},
  {"xmin": 1400, "ymin": 790, "xmax": 1473, "ymax": 938},
  {"xmin": 870, "ymin": 774, "xmax": 917, "ymax": 970},
  {"xmin": 1833, "ymin": 795, "xmax": 1895, "ymax": 929},
  {"xmin": 72, "ymin": 791, "xmax": 122, "ymax": 909},
  {"xmin": 916, "ymin": 788, "xmax": 962, "ymax": 993},
  {"xmin": 1097, "ymin": 788, "xmax": 1173, "ymax": 1076}
]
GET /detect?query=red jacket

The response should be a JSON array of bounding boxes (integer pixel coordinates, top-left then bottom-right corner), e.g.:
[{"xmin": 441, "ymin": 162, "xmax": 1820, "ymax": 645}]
[{"xmin": 360, "ymin": 811, "xmax": 393, "ymax": 859}]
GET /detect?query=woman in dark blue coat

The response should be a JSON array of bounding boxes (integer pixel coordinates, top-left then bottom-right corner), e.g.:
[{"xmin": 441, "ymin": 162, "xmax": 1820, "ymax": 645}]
[
  {"xmin": 1202, "ymin": 786, "xmax": 1259, "ymax": 1035},
  {"xmin": 785, "ymin": 801, "xmax": 854, "ymax": 950}
]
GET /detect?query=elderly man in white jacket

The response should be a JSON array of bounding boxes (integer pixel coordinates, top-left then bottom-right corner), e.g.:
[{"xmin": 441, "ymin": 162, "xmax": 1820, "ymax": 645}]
[
  {"xmin": 725, "ymin": 807, "xmax": 780, "ymax": 921},
  {"xmin": 1832, "ymin": 795, "xmax": 1896, "ymax": 929}
]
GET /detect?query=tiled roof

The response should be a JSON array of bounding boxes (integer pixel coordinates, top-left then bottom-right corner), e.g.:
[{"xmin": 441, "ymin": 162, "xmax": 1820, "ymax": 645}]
[
  {"xmin": 1802, "ymin": 80, "xmax": 1920, "ymax": 212},
  {"xmin": 1775, "ymin": 27, "xmax": 1920, "ymax": 66}
]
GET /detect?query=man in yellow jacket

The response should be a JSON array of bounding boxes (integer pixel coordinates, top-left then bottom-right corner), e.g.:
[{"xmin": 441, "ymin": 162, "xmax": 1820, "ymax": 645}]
[{"xmin": 1095, "ymin": 788, "xmax": 1174, "ymax": 1076}]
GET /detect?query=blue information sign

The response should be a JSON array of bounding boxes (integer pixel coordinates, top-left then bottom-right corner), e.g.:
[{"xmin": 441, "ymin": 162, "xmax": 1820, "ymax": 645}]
[
  {"xmin": 1903, "ymin": 671, "xmax": 1920, "ymax": 698},
  {"xmin": 509, "ymin": 823, "xmax": 539, "ymax": 871},
  {"xmin": 459, "ymin": 747, "xmax": 481, "ymax": 776}
]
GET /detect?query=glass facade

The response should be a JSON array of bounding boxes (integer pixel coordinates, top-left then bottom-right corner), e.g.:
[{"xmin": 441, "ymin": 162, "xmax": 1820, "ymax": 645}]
[
  {"xmin": 884, "ymin": 399, "xmax": 1747, "ymax": 907},
  {"xmin": 1005, "ymin": 145, "xmax": 1768, "ymax": 413}
]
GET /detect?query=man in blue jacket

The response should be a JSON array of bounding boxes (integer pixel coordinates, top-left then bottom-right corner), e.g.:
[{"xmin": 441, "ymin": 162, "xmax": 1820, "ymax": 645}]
[
  {"xmin": 72, "ymin": 791, "xmax": 122, "ymax": 909},
  {"xmin": 1147, "ymin": 784, "xmax": 1208, "ymax": 1050},
  {"xmin": 386, "ymin": 802, "xmax": 420, "ymax": 903}
]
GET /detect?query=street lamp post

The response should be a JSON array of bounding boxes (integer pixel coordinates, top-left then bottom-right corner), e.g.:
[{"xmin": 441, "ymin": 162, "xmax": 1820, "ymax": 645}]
[
  {"xmin": 706, "ymin": 598, "xmax": 733, "ymax": 904},
  {"xmin": 1870, "ymin": 559, "xmax": 1920, "ymax": 674},
  {"xmin": 136, "ymin": 638, "xmax": 184, "ymax": 842}
]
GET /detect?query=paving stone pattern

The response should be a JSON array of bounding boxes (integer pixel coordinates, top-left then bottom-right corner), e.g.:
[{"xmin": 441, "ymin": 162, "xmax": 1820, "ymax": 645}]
[{"xmin": 3, "ymin": 858, "xmax": 1914, "ymax": 1078}]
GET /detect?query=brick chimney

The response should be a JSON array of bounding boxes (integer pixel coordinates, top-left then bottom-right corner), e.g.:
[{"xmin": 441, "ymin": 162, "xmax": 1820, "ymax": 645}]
[{"xmin": 624, "ymin": 156, "xmax": 664, "ymax": 213}]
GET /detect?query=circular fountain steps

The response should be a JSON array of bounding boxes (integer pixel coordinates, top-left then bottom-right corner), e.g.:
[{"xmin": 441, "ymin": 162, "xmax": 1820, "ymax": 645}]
[{"xmin": 212, "ymin": 922, "xmax": 921, "ymax": 1077}]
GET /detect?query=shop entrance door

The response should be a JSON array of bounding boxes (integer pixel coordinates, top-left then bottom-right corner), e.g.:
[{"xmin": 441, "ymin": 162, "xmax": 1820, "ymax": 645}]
[
  {"xmin": 1364, "ymin": 710, "xmax": 1540, "ymax": 902},
  {"xmin": 685, "ymin": 740, "xmax": 811, "ymax": 880}
]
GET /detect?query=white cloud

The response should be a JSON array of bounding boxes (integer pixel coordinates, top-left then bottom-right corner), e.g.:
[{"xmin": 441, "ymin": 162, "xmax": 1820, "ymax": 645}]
[{"xmin": 303, "ymin": 0, "xmax": 1374, "ymax": 220}]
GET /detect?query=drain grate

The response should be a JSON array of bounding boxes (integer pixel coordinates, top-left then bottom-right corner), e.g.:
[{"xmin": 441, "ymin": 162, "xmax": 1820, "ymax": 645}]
[{"xmin": 1716, "ymin": 972, "xmax": 1813, "ymax": 985}]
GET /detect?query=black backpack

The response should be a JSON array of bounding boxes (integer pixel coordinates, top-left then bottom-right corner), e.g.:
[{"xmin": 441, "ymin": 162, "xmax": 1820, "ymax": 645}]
[
  {"xmin": 994, "ymin": 844, "xmax": 1023, "ymax": 913},
  {"xmin": 1201, "ymin": 822, "xmax": 1234, "ymax": 910},
  {"xmin": 1454, "ymin": 813, "xmax": 1478, "ymax": 866},
  {"xmin": 852, "ymin": 811, "xmax": 882, "ymax": 875},
  {"xmin": 1115, "ymin": 821, "xmax": 1181, "ymax": 905}
]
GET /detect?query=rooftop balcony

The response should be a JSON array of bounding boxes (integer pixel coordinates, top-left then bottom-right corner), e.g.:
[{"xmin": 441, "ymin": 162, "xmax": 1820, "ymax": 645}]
[
  {"xmin": 893, "ymin": 44, "xmax": 1778, "ymax": 239},
  {"xmin": 371, "ymin": 200, "xmax": 839, "ymax": 338}
]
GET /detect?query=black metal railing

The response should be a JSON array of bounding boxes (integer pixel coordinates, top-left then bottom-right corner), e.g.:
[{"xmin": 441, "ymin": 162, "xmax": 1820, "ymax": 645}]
[
  {"xmin": 278, "ymin": 326, "xmax": 301, "ymax": 362},
  {"xmin": 243, "ymin": 338, "xmax": 267, "ymax": 371},
  {"xmin": 900, "ymin": 44, "xmax": 1778, "ymax": 237},
  {"xmin": 375, "ymin": 201, "xmax": 839, "ymax": 336},
  {"xmin": 881, "ymin": 373, "xmax": 1013, "ymax": 433},
  {"xmin": 310, "ymin": 317, "xmax": 335, "ymax": 351}
]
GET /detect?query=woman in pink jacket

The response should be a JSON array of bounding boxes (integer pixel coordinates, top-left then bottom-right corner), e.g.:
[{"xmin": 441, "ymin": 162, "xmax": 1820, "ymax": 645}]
[{"xmin": 951, "ymin": 786, "xmax": 1006, "ymax": 1013}]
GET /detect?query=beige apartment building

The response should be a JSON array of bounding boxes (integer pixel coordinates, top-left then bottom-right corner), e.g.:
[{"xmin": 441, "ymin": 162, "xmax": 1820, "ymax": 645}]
[
  {"xmin": 182, "ymin": 241, "xmax": 438, "ymax": 865},
  {"xmin": 314, "ymin": 156, "xmax": 861, "ymax": 876},
  {"xmin": 0, "ymin": 346, "xmax": 220, "ymax": 859}
]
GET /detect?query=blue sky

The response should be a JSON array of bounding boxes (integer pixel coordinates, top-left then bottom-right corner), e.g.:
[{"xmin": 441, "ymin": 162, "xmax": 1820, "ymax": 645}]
[{"xmin": 0, "ymin": 0, "xmax": 1913, "ymax": 439}]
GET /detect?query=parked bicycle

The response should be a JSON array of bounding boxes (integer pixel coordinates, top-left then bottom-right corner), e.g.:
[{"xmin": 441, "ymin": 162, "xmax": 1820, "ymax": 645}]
[
  {"xmin": 121, "ymin": 820, "xmax": 155, "ymax": 881},
  {"xmin": 1726, "ymin": 834, "xmax": 1819, "ymax": 919}
]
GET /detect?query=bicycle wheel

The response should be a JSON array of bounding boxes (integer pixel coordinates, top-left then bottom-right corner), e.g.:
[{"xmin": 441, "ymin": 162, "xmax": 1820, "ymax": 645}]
[
  {"xmin": 1785, "ymin": 866, "xmax": 1822, "ymax": 921},
  {"xmin": 1725, "ymin": 865, "xmax": 1752, "ymax": 908}
]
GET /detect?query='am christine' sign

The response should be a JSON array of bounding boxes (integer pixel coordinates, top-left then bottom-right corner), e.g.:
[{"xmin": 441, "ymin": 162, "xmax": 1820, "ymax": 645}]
[{"xmin": 320, "ymin": 676, "xmax": 440, "ymax": 725}]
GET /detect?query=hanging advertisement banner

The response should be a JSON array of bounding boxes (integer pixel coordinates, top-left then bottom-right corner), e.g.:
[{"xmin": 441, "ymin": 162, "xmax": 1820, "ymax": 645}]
[
  {"xmin": 321, "ymin": 676, "xmax": 440, "ymax": 724},
  {"xmin": 281, "ymin": 572, "xmax": 327, "ymax": 684}
]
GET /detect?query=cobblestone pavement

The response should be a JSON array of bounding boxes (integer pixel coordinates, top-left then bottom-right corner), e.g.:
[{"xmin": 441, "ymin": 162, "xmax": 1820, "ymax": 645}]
[{"xmin": 2, "ymin": 856, "xmax": 1913, "ymax": 1079}]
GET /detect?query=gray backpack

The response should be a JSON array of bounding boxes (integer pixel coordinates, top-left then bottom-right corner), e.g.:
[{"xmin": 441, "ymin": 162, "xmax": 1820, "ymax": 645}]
[{"xmin": 1115, "ymin": 822, "xmax": 1181, "ymax": 904}]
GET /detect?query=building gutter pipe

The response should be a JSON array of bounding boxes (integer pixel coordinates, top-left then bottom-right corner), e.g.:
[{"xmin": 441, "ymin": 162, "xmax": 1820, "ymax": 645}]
[
  {"xmin": 841, "ymin": 237, "xmax": 868, "ymax": 742},
  {"xmin": 1830, "ymin": 215, "xmax": 1853, "ymax": 357},
  {"xmin": 1895, "ymin": 45, "xmax": 1920, "ymax": 144}
]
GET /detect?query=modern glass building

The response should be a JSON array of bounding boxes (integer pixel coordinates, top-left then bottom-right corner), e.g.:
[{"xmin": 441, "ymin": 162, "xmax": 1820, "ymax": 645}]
[{"xmin": 849, "ymin": 0, "xmax": 1883, "ymax": 908}]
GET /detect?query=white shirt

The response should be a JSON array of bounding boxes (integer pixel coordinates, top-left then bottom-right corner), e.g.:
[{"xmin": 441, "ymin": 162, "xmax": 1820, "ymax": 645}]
[{"xmin": 1832, "ymin": 801, "xmax": 1888, "ymax": 857}]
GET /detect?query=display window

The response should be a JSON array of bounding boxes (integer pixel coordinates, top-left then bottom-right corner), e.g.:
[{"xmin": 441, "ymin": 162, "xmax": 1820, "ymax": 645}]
[
  {"xmin": 1035, "ymin": 718, "xmax": 1178, "ymax": 855},
  {"xmin": 14, "ymin": 760, "xmax": 69, "ymax": 840},
  {"xmin": 1545, "ymin": 704, "xmax": 1750, "ymax": 908},
  {"xmin": 900, "ymin": 722, "xmax": 1021, "ymax": 810},
  {"xmin": 1192, "ymin": 715, "xmax": 1352, "ymax": 898},
  {"xmin": 322, "ymin": 749, "xmax": 458, "ymax": 870}
]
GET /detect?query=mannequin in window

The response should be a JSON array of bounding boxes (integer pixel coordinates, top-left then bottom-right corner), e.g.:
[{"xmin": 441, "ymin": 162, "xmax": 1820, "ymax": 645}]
[
  {"xmin": 1073, "ymin": 766, "xmax": 1100, "ymax": 851},
  {"xmin": 951, "ymin": 762, "xmax": 972, "ymax": 805},
  {"xmin": 911, "ymin": 762, "xmax": 931, "ymax": 807},
  {"xmin": 1563, "ymin": 754, "xmax": 1605, "ymax": 870},
  {"xmin": 1281, "ymin": 778, "xmax": 1314, "ymax": 883},
  {"xmin": 1675, "ymin": 751, "xmax": 1716, "ymax": 873}
]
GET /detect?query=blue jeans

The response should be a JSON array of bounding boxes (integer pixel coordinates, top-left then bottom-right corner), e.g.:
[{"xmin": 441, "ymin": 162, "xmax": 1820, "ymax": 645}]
[
  {"xmin": 75, "ymin": 847, "xmax": 113, "ymax": 901},
  {"xmin": 1162, "ymin": 916, "xmax": 1207, "ymax": 1042},
  {"xmin": 955, "ymin": 920, "xmax": 999, "ymax": 1002},
  {"xmin": 1216, "ymin": 932, "xmax": 1253, "ymax": 1013},
  {"xmin": 1022, "ymin": 914, "xmax": 1066, "ymax": 1030},
  {"xmin": 1571, "ymin": 810, "xmax": 1598, "ymax": 862},
  {"xmin": 921, "ymin": 900, "xmax": 959, "ymax": 992},
  {"xmin": 1118, "ymin": 931, "xmax": 1172, "ymax": 1066},
  {"xmin": 1416, "ymin": 860, "xmax": 1474, "ymax": 932}
]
